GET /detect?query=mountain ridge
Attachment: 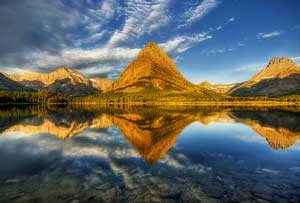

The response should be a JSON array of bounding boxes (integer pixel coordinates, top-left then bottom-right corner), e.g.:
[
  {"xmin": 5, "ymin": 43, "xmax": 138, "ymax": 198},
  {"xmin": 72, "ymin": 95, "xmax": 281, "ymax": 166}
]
[
  {"xmin": 198, "ymin": 80, "xmax": 238, "ymax": 94},
  {"xmin": 7, "ymin": 67, "xmax": 113, "ymax": 96}
]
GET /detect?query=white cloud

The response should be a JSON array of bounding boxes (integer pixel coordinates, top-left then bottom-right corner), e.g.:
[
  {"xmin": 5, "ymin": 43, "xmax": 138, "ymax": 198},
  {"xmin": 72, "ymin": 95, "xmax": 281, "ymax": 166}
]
[
  {"xmin": 257, "ymin": 31, "xmax": 283, "ymax": 39},
  {"xmin": 75, "ymin": 31, "xmax": 108, "ymax": 46},
  {"xmin": 159, "ymin": 33, "xmax": 213, "ymax": 55},
  {"xmin": 83, "ymin": 0, "xmax": 119, "ymax": 33},
  {"xmin": 216, "ymin": 25, "xmax": 223, "ymax": 30},
  {"xmin": 179, "ymin": 0, "xmax": 219, "ymax": 27},
  {"xmin": 45, "ymin": 47, "xmax": 138, "ymax": 66},
  {"xmin": 108, "ymin": 0, "xmax": 171, "ymax": 47},
  {"xmin": 78, "ymin": 66, "xmax": 115, "ymax": 77},
  {"xmin": 227, "ymin": 17, "xmax": 235, "ymax": 22},
  {"xmin": 291, "ymin": 56, "xmax": 300, "ymax": 65},
  {"xmin": 10, "ymin": 46, "xmax": 141, "ymax": 77},
  {"xmin": 238, "ymin": 42, "xmax": 245, "ymax": 47}
]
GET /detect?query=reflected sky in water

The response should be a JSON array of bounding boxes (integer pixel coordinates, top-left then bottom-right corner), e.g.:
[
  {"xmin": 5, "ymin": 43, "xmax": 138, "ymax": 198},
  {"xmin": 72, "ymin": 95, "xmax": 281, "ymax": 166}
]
[{"xmin": 0, "ymin": 106, "xmax": 300, "ymax": 203}]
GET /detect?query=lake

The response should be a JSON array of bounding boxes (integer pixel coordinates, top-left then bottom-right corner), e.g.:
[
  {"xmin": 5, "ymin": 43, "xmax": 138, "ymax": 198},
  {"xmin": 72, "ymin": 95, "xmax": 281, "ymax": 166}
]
[{"xmin": 0, "ymin": 105, "xmax": 299, "ymax": 203}]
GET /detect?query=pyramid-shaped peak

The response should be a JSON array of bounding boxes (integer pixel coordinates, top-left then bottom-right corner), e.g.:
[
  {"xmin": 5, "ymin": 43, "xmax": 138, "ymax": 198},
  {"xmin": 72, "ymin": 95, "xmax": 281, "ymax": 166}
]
[
  {"xmin": 138, "ymin": 41, "xmax": 168, "ymax": 58},
  {"xmin": 107, "ymin": 42, "xmax": 199, "ymax": 92},
  {"xmin": 144, "ymin": 41, "xmax": 160, "ymax": 49}
]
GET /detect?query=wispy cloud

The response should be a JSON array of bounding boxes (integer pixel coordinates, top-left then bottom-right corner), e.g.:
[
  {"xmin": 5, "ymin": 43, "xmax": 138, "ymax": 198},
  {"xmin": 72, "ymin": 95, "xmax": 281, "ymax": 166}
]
[
  {"xmin": 160, "ymin": 33, "xmax": 213, "ymax": 56},
  {"xmin": 216, "ymin": 25, "xmax": 223, "ymax": 30},
  {"xmin": 238, "ymin": 42, "xmax": 246, "ymax": 47},
  {"xmin": 179, "ymin": 0, "xmax": 220, "ymax": 28},
  {"xmin": 291, "ymin": 25, "xmax": 300, "ymax": 30},
  {"xmin": 108, "ymin": 0, "xmax": 171, "ymax": 47},
  {"xmin": 234, "ymin": 62, "xmax": 266, "ymax": 72},
  {"xmin": 74, "ymin": 31, "xmax": 109, "ymax": 47},
  {"xmin": 257, "ymin": 31, "xmax": 283, "ymax": 39}
]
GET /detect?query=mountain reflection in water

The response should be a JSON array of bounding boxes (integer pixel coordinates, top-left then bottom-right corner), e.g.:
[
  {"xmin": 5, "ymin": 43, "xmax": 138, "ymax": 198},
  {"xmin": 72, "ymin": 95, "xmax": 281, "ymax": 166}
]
[
  {"xmin": 0, "ymin": 105, "xmax": 300, "ymax": 202},
  {"xmin": 1, "ymin": 106, "xmax": 300, "ymax": 157}
]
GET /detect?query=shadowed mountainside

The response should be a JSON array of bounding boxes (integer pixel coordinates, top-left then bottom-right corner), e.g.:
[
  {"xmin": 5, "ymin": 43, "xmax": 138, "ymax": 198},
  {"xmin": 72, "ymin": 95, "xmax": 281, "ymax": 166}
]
[{"xmin": 0, "ymin": 73, "xmax": 34, "ymax": 92}]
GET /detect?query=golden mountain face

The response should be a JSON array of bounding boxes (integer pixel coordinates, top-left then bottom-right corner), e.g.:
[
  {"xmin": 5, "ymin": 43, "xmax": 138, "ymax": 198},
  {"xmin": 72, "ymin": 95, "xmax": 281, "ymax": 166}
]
[
  {"xmin": 230, "ymin": 57, "xmax": 300, "ymax": 97},
  {"xmin": 107, "ymin": 42, "xmax": 198, "ymax": 92},
  {"xmin": 90, "ymin": 78, "xmax": 113, "ymax": 91},
  {"xmin": 1, "ymin": 107, "xmax": 299, "ymax": 163},
  {"xmin": 251, "ymin": 57, "xmax": 300, "ymax": 83}
]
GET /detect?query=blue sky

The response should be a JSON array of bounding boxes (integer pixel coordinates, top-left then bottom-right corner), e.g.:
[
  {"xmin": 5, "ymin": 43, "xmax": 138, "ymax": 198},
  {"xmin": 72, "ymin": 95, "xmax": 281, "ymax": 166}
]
[{"xmin": 0, "ymin": 0, "xmax": 299, "ymax": 83}]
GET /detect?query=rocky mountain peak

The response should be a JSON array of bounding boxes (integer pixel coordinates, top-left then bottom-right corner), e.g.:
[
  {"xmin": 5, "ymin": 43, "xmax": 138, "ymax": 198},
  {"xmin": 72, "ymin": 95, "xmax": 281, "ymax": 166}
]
[
  {"xmin": 137, "ymin": 42, "xmax": 171, "ymax": 63},
  {"xmin": 54, "ymin": 66, "xmax": 76, "ymax": 75},
  {"xmin": 230, "ymin": 57, "xmax": 300, "ymax": 97},
  {"xmin": 250, "ymin": 57, "xmax": 299, "ymax": 82},
  {"xmin": 268, "ymin": 57, "xmax": 295, "ymax": 66}
]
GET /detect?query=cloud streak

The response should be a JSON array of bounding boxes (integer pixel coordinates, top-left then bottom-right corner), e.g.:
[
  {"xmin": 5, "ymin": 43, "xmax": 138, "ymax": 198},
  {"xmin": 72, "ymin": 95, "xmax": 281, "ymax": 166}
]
[
  {"xmin": 257, "ymin": 31, "xmax": 283, "ymax": 39},
  {"xmin": 160, "ymin": 33, "xmax": 213, "ymax": 56},
  {"xmin": 108, "ymin": 0, "xmax": 171, "ymax": 47},
  {"xmin": 179, "ymin": 0, "xmax": 220, "ymax": 28}
]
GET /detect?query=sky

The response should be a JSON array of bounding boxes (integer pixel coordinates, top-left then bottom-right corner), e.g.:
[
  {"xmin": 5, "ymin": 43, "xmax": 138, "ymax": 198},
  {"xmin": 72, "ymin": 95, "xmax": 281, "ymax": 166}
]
[{"xmin": 0, "ymin": 0, "xmax": 300, "ymax": 84}]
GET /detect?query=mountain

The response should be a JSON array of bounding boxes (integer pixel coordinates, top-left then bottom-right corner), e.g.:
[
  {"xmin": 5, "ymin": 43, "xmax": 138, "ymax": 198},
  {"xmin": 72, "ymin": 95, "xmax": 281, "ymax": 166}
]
[
  {"xmin": 107, "ymin": 42, "xmax": 200, "ymax": 93},
  {"xmin": 198, "ymin": 80, "xmax": 238, "ymax": 94},
  {"xmin": 230, "ymin": 57, "xmax": 300, "ymax": 97},
  {"xmin": 8, "ymin": 67, "xmax": 112, "ymax": 96},
  {"xmin": 90, "ymin": 78, "xmax": 113, "ymax": 91},
  {"xmin": 0, "ymin": 73, "xmax": 34, "ymax": 91}
]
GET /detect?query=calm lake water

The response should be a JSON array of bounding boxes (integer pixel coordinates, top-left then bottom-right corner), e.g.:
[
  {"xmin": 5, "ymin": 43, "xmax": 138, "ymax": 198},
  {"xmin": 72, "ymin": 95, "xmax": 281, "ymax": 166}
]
[{"xmin": 0, "ymin": 105, "xmax": 299, "ymax": 203}]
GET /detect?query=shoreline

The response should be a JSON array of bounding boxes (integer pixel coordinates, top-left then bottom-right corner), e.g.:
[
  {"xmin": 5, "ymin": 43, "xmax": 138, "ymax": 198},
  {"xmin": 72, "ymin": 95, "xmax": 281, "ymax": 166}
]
[{"xmin": 0, "ymin": 101, "xmax": 299, "ymax": 107}]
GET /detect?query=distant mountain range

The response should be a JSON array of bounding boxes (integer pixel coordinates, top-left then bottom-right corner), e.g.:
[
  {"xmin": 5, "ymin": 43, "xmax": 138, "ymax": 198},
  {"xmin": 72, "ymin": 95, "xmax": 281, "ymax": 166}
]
[
  {"xmin": 198, "ymin": 81, "xmax": 238, "ymax": 94},
  {"xmin": 199, "ymin": 57, "xmax": 300, "ymax": 97},
  {"xmin": 5, "ymin": 67, "xmax": 112, "ymax": 96},
  {"xmin": 0, "ymin": 42, "xmax": 299, "ymax": 98}
]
